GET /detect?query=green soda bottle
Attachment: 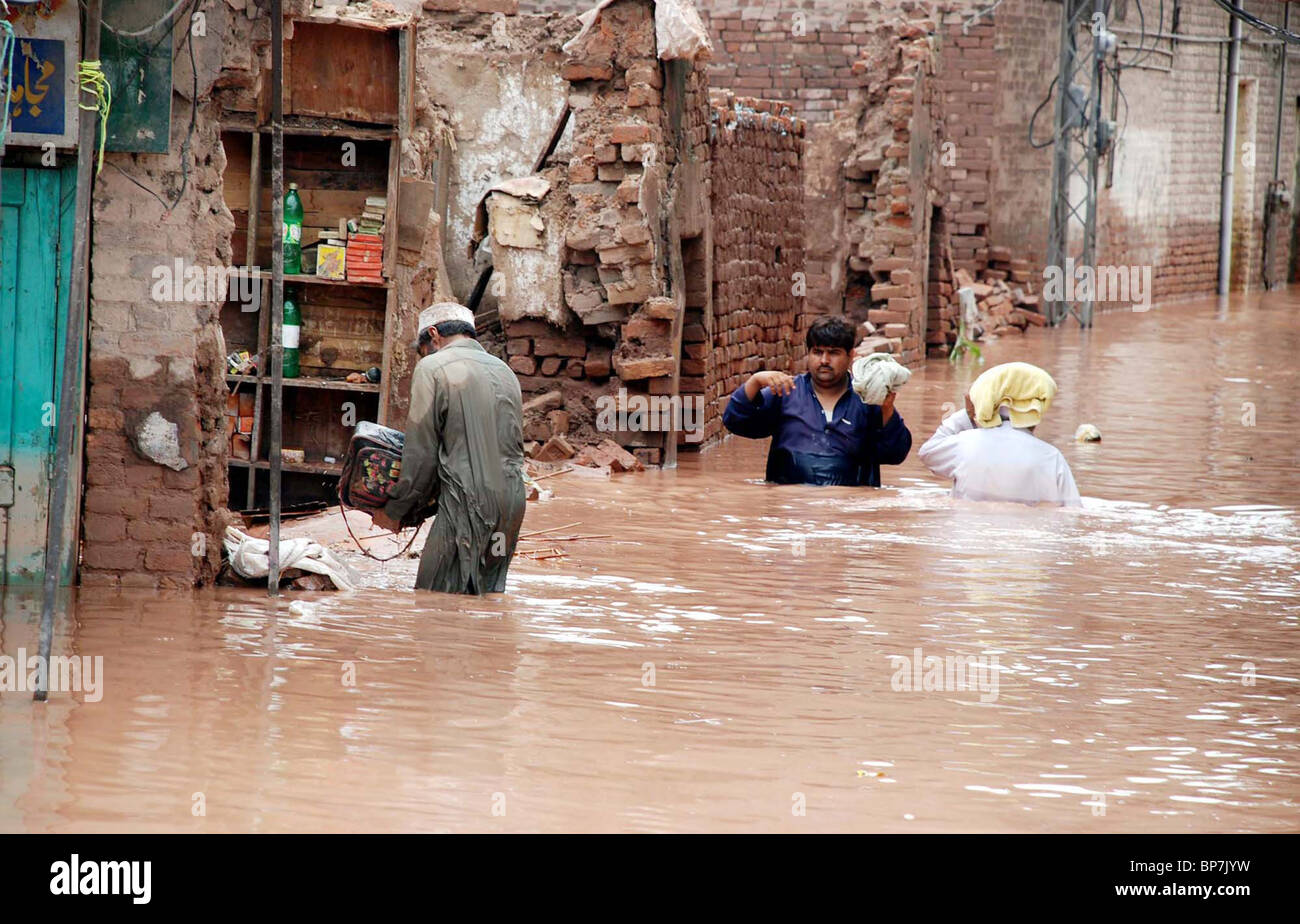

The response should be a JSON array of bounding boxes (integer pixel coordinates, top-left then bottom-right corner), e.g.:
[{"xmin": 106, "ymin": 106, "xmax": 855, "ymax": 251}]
[
  {"xmin": 283, "ymin": 183, "xmax": 304, "ymax": 274},
  {"xmin": 283, "ymin": 287, "xmax": 301, "ymax": 378}
]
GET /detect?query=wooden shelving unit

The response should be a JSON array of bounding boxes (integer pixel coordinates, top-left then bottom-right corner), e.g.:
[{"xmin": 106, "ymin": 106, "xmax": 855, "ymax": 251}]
[
  {"xmin": 225, "ymin": 373, "xmax": 381, "ymax": 394},
  {"xmin": 219, "ymin": 18, "xmax": 414, "ymax": 511}
]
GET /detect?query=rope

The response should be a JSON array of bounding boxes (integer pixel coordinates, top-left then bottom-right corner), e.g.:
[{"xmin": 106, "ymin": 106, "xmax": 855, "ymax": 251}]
[
  {"xmin": 340, "ymin": 503, "xmax": 422, "ymax": 563},
  {"xmin": 77, "ymin": 59, "xmax": 111, "ymax": 175}
]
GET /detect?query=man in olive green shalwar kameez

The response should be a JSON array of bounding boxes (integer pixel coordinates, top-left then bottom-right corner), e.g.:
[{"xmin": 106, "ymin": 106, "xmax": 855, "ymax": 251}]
[{"xmin": 371, "ymin": 303, "xmax": 526, "ymax": 594}]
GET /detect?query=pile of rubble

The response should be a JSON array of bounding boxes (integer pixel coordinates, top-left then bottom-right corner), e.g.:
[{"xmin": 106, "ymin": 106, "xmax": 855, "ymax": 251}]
[
  {"xmin": 946, "ymin": 247, "xmax": 1046, "ymax": 341},
  {"xmin": 520, "ymin": 390, "xmax": 646, "ymax": 474}
]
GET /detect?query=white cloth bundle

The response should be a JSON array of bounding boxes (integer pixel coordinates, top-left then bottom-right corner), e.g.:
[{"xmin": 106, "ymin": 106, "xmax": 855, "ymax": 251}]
[
  {"xmin": 222, "ymin": 526, "xmax": 360, "ymax": 591},
  {"xmin": 851, "ymin": 353, "xmax": 911, "ymax": 405}
]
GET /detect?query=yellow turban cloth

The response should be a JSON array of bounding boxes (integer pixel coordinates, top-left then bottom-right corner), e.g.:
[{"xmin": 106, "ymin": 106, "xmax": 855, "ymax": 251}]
[{"xmin": 969, "ymin": 362, "xmax": 1058, "ymax": 429}]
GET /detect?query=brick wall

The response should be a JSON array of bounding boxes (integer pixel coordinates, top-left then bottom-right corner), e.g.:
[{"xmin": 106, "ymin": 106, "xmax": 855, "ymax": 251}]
[
  {"xmin": 501, "ymin": 2, "xmax": 814, "ymax": 457},
  {"xmin": 842, "ymin": 17, "xmax": 937, "ymax": 366},
  {"xmin": 526, "ymin": 0, "xmax": 1300, "ymax": 307},
  {"xmin": 523, "ymin": 0, "xmax": 878, "ymax": 124},
  {"xmin": 984, "ymin": 0, "xmax": 1300, "ymax": 300},
  {"xmin": 936, "ymin": 14, "xmax": 994, "ymax": 277},
  {"xmin": 80, "ymin": 0, "xmax": 266, "ymax": 588},
  {"xmin": 704, "ymin": 92, "xmax": 806, "ymax": 444},
  {"xmin": 982, "ymin": 0, "xmax": 1056, "ymax": 273}
]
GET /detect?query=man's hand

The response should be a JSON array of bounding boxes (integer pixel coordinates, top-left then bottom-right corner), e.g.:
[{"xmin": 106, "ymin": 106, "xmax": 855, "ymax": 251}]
[
  {"xmin": 745, "ymin": 370, "xmax": 796, "ymax": 400},
  {"xmin": 964, "ymin": 391, "xmax": 976, "ymax": 424},
  {"xmin": 881, "ymin": 390, "xmax": 897, "ymax": 424},
  {"xmin": 370, "ymin": 509, "xmax": 401, "ymax": 533}
]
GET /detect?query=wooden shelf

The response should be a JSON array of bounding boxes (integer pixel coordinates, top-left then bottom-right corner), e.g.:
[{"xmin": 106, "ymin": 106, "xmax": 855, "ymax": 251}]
[
  {"xmin": 229, "ymin": 458, "xmax": 343, "ymax": 477},
  {"xmin": 298, "ymin": 11, "xmax": 412, "ymax": 33},
  {"xmin": 222, "ymin": 113, "xmax": 397, "ymax": 140},
  {"xmin": 251, "ymin": 269, "xmax": 390, "ymax": 289},
  {"xmin": 226, "ymin": 374, "xmax": 380, "ymax": 393},
  {"xmin": 219, "ymin": 17, "xmax": 412, "ymax": 513}
]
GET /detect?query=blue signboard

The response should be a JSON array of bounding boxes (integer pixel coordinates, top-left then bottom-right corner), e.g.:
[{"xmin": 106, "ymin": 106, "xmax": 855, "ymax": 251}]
[
  {"xmin": 4, "ymin": 37, "xmax": 67, "ymax": 137},
  {"xmin": 2, "ymin": 0, "xmax": 79, "ymax": 149}
]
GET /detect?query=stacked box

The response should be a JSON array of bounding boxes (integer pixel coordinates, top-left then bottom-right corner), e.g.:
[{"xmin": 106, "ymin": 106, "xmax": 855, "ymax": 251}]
[{"xmin": 346, "ymin": 232, "xmax": 384, "ymax": 284}]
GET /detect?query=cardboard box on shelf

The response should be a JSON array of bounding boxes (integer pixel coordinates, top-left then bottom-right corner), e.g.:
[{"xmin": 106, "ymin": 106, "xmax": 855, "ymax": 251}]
[{"xmin": 317, "ymin": 243, "xmax": 346, "ymax": 280}]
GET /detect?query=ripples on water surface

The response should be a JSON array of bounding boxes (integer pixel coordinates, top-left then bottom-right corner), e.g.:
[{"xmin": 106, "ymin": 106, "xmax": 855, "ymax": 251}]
[{"xmin": 1, "ymin": 295, "xmax": 1297, "ymax": 832}]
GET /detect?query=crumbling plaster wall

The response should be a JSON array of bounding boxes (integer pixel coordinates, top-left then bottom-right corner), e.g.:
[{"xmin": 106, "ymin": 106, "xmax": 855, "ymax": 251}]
[{"xmin": 412, "ymin": 9, "xmax": 576, "ymax": 303}]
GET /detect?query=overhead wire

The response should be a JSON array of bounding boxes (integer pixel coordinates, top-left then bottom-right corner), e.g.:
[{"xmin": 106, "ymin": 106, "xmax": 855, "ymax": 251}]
[
  {"xmin": 80, "ymin": 0, "xmax": 194, "ymax": 42},
  {"xmin": 1208, "ymin": 0, "xmax": 1300, "ymax": 44}
]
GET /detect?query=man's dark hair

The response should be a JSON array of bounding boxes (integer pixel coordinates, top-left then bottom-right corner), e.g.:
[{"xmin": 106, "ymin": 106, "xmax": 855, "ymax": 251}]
[
  {"xmin": 434, "ymin": 320, "xmax": 477, "ymax": 339},
  {"xmin": 805, "ymin": 315, "xmax": 856, "ymax": 352}
]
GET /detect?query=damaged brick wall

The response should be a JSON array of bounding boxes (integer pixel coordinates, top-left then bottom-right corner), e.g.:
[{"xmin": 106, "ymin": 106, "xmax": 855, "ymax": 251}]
[
  {"xmin": 499, "ymin": 0, "xmax": 716, "ymax": 464},
  {"xmin": 842, "ymin": 17, "xmax": 936, "ymax": 367},
  {"xmin": 703, "ymin": 92, "xmax": 805, "ymax": 445},
  {"xmin": 523, "ymin": 0, "xmax": 947, "ymax": 124},
  {"xmin": 518, "ymin": 0, "xmax": 1300, "ymax": 330},
  {"xmin": 935, "ymin": 13, "xmax": 993, "ymax": 278},
  {"xmin": 81, "ymin": 0, "xmax": 268, "ymax": 588}
]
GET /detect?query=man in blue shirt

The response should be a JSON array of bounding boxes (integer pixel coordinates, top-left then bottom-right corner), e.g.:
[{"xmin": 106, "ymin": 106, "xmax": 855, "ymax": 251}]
[{"xmin": 722, "ymin": 316, "xmax": 912, "ymax": 486}]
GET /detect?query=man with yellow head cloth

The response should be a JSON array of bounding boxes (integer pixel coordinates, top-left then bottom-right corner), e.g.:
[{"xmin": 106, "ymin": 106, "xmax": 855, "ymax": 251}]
[{"xmin": 918, "ymin": 362, "xmax": 1081, "ymax": 506}]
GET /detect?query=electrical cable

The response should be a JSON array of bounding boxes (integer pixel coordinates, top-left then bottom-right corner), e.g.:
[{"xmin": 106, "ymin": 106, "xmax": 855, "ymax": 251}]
[
  {"xmin": 1209, "ymin": 0, "xmax": 1300, "ymax": 44},
  {"xmin": 1028, "ymin": 74, "xmax": 1062, "ymax": 149},
  {"xmin": 80, "ymin": 0, "xmax": 193, "ymax": 41},
  {"xmin": 1128, "ymin": 0, "xmax": 1151, "ymax": 67},
  {"xmin": 1115, "ymin": 71, "xmax": 1130, "ymax": 143},
  {"xmin": 1124, "ymin": 0, "xmax": 1149, "ymax": 66},
  {"xmin": 1121, "ymin": 0, "xmax": 1166, "ymax": 68}
]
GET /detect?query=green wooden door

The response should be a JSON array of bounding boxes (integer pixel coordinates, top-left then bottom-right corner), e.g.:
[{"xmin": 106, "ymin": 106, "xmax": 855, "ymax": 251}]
[{"xmin": 0, "ymin": 165, "xmax": 78, "ymax": 585}]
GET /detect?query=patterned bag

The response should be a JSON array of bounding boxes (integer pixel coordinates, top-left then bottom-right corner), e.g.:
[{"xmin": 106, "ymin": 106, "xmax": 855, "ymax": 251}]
[{"xmin": 339, "ymin": 421, "xmax": 436, "ymax": 527}]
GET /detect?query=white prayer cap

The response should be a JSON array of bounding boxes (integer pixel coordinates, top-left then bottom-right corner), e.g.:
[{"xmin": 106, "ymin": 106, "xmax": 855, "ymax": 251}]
[{"xmin": 418, "ymin": 302, "xmax": 475, "ymax": 331}]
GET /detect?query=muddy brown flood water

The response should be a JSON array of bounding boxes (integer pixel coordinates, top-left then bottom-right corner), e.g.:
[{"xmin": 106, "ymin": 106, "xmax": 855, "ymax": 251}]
[{"xmin": 2, "ymin": 293, "xmax": 1298, "ymax": 832}]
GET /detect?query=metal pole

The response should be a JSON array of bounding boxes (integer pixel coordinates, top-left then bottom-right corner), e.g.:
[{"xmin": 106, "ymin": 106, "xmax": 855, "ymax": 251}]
[
  {"xmin": 36, "ymin": 0, "xmax": 102, "ymax": 700},
  {"xmin": 1045, "ymin": 0, "xmax": 1078, "ymax": 327},
  {"xmin": 1218, "ymin": 1, "xmax": 1242, "ymax": 296},
  {"xmin": 268, "ymin": 0, "xmax": 284, "ymax": 595},
  {"xmin": 1272, "ymin": 6, "xmax": 1288, "ymax": 197},
  {"xmin": 1264, "ymin": 5, "xmax": 1288, "ymax": 289},
  {"xmin": 1082, "ymin": 0, "xmax": 1107, "ymax": 328}
]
